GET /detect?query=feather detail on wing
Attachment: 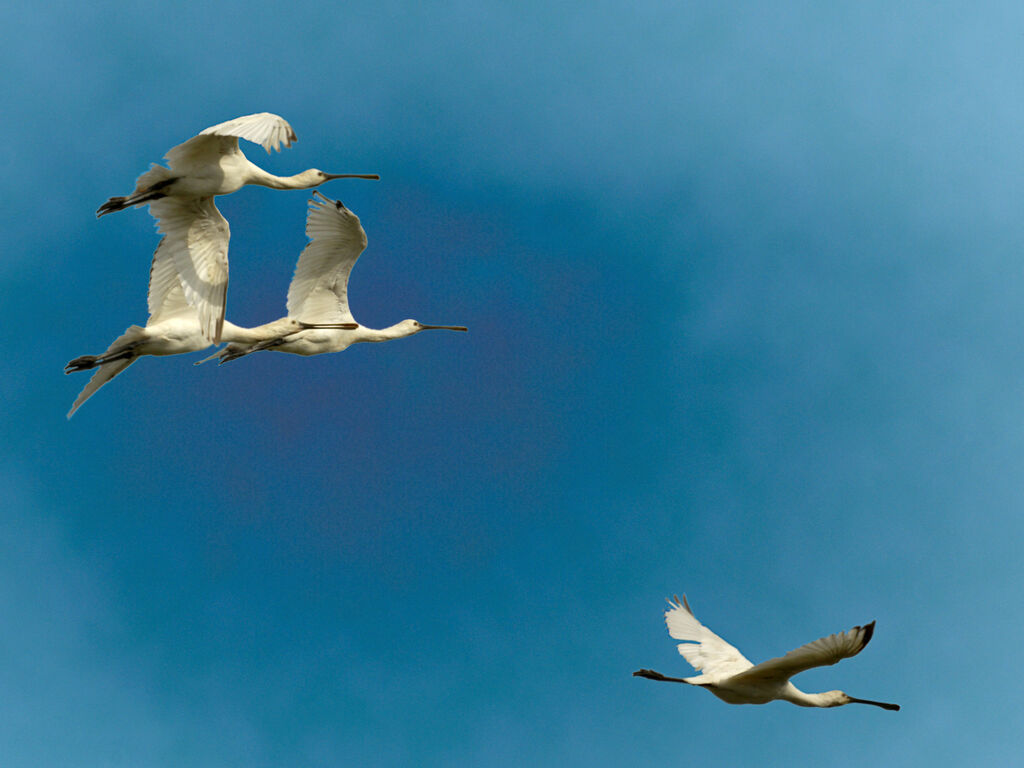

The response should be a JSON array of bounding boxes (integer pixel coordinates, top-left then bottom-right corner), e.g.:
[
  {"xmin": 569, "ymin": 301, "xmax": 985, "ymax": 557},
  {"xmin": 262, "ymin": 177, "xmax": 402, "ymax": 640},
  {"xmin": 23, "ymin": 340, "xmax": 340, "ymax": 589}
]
[
  {"xmin": 149, "ymin": 196, "xmax": 229, "ymax": 343},
  {"xmin": 146, "ymin": 237, "xmax": 194, "ymax": 325},
  {"xmin": 199, "ymin": 112, "xmax": 297, "ymax": 153},
  {"xmin": 726, "ymin": 621, "xmax": 877, "ymax": 686},
  {"xmin": 665, "ymin": 595, "xmax": 754, "ymax": 679},
  {"xmin": 286, "ymin": 191, "xmax": 367, "ymax": 325}
]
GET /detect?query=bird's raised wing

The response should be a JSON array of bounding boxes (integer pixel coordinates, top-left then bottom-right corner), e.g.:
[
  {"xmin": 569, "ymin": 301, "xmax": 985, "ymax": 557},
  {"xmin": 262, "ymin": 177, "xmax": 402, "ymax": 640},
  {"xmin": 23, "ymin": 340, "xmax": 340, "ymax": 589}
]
[
  {"xmin": 666, "ymin": 596, "xmax": 754, "ymax": 679},
  {"xmin": 285, "ymin": 191, "xmax": 367, "ymax": 325},
  {"xmin": 149, "ymin": 196, "xmax": 229, "ymax": 343},
  {"xmin": 726, "ymin": 621, "xmax": 877, "ymax": 686},
  {"xmin": 199, "ymin": 112, "xmax": 297, "ymax": 153},
  {"xmin": 163, "ymin": 113, "xmax": 296, "ymax": 170}
]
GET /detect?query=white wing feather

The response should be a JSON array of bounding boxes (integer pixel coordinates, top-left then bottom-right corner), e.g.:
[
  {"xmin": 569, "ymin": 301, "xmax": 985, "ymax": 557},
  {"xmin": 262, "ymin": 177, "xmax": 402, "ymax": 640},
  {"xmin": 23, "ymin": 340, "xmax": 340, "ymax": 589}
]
[
  {"xmin": 726, "ymin": 622, "xmax": 877, "ymax": 686},
  {"xmin": 199, "ymin": 112, "xmax": 297, "ymax": 153},
  {"xmin": 146, "ymin": 237, "xmax": 195, "ymax": 325},
  {"xmin": 285, "ymin": 192, "xmax": 367, "ymax": 324},
  {"xmin": 67, "ymin": 356, "xmax": 138, "ymax": 419},
  {"xmin": 163, "ymin": 113, "xmax": 296, "ymax": 171},
  {"xmin": 149, "ymin": 196, "xmax": 229, "ymax": 343},
  {"xmin": 665, "ymin": 595, "xmax": 754, "ymax": 680}
]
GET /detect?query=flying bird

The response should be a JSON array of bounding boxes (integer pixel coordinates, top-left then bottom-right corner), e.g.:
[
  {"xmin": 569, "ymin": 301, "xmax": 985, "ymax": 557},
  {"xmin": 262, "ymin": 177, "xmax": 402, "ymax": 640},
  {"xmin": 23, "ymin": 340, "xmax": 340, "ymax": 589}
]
[
  {"xmin": 96, "ymin": 112, "xmax": 379, "ymax": 216},
  {"xmin": 64, "ymin": 235, "xmax": 354, "ymax": 418},
  {"xmin": 201, "ymin": 191, "xmax": 467, "ymax": 364},
  {"xmin": 633, "ymin": 595, "xmax": 900, "ymax": 711}
]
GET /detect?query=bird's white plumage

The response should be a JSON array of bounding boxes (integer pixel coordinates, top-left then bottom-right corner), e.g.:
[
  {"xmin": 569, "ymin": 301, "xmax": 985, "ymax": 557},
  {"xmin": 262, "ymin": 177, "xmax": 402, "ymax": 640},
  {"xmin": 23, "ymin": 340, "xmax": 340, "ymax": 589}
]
[
  {"xmin": 149, "ymin": 196, "xmax": 229, "ymax": 343},
  {"xmin": 665, "ymin": 596, "xmax": 754, "ymax": 679},
  {"xmin": 285, "ymin": 191, "xmax": 367, "ymax": 325},
  {"xmin": 98, "ymin": 111, "xmax": 378, "ymax": 219},
  {"xmin": 146, "ymin": 237, "xmax": 195, "ymax": 325},
  {"xmin": 66, "ymin": 238, "xmax": 194, "ymax": 418},
  {"xmin": 203, "ymin": 192, "xmax": 466, "ymax": 364},
  {"xmin": 727, "ymin": 623, "xmax": 875, "ymax": 686},
  {"xmin": 198, "ymin": 112, "xmax": 297, "ymax": 154},
  {"xmin": 633, "ymin": 594, "xmax": 900, "ymax": 710},
  {"xmin": 65, "ymin": 239, "xmax": 297, "ymax": 417}
]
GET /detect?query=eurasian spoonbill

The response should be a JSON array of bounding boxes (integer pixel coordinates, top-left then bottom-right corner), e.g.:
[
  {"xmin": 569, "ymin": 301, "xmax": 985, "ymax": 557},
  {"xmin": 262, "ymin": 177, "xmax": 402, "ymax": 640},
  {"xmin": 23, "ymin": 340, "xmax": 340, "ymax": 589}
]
[
  {"xmin": 633, "ymin": 595, "xmax": 899, "ymax": 710},
  {"xmin": 96, "ymin": 112, "xmax": 379, "ymax": 216},
  {"xmin": 201, "ymin": 191, "xmax": 467, "ymax": 364},
  {"xmin": 65, "ymin": 234, "xmax": 354, "ymax": 418}
]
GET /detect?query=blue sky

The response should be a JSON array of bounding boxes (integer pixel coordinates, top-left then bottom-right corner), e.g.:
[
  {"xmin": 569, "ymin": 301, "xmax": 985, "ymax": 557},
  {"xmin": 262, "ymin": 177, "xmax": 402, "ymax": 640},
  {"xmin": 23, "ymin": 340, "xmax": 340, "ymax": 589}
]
[{"xmin": 4, "ymin": 1, "xmax": 1024, "ymax": 765}]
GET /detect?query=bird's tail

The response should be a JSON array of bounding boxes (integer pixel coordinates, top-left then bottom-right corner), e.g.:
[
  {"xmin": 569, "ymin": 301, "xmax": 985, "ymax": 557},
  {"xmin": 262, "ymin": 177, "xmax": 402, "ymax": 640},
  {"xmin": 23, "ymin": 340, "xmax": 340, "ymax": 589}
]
[{"xmin": 65, "ymin": 326, "xmax": 146, "ymax": 418}]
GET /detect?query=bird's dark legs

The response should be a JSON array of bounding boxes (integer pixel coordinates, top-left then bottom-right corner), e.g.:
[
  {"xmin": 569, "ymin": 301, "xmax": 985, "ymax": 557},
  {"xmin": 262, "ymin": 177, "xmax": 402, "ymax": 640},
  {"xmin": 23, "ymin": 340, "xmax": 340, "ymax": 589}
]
[
  {"xmin": 96, "ymin": 178, "xmax": 178, "ymax": 217},
  {"xmin": 632, "ymin": 669, "xmax": 692, "ymax": 684},
  {"xmin": 65, "ymin": 345, "xmax": 138, "ymax": 373}
]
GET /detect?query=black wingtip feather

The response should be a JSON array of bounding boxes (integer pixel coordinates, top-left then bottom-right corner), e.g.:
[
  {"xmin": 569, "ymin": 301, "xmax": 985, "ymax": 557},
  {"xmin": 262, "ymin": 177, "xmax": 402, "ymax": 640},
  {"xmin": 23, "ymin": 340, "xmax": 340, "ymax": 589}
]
[{"xmin": 860, "ymin": 620, "xmax": 876, "ymax": 647}]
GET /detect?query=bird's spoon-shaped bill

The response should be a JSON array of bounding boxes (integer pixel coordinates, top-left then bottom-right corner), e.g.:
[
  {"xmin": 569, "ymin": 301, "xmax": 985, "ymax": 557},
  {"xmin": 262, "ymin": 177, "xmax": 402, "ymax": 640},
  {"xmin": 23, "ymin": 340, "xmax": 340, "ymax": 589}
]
[
  {"xmin": 322, "ymin": 173, "xmax": 380, "ymax": 180},
  {"xmin": 847, "ymin": 696, "xmax": 900, "ymax": 711},
  {"xmin": 419, "ymin": 324, "xmax": 468, "ymax": 331}
]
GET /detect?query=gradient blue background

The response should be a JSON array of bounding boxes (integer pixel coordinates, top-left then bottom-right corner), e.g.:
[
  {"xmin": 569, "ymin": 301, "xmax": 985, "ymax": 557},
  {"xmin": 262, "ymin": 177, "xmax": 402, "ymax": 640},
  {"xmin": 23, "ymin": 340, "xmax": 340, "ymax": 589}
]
[{"xmin": 4, "ymin": 1, "xmax": 1023, "ymax": 765}]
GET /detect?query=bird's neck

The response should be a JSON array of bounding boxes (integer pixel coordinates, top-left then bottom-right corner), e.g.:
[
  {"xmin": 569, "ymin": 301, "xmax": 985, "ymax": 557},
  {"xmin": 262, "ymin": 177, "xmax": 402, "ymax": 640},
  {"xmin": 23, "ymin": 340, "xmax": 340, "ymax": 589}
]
[
  {"xmin": 220, "ymin": 318, "xmax": 294, "ymax": 343},
  {"xmin": 780, "ymin": 685, "xmax": 834, "ymax": 708},
  {"xmin": 245, "ymin": 164, "xmax": 318, "ymax": 190},
  {"xmin": 352, "ymin": 323, "xmax": 418, "ymax": 343}
]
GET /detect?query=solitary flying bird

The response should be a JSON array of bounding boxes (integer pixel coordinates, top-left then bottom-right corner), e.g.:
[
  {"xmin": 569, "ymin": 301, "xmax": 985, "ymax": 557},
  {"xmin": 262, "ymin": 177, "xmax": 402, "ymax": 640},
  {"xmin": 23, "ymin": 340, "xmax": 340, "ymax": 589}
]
[
  {"xmin": 633, "ymin": 595, "xmax": 900, "ymax": 711},
  {"xmin": 202, "ymin": 191, "xmax": 467, "ymax": 364},
  {"xmin": 96, "ymin": 112, "xmax": 379, "ymax": 216}
]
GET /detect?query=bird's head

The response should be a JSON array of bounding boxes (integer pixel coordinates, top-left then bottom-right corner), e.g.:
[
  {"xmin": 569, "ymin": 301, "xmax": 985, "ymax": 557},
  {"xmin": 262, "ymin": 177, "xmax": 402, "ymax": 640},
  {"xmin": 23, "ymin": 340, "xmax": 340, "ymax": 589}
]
[
  {"xmin": 305, "ymin": 169, "xmax": 381, "ymax": 185},
  {"xmin": 821, "ymin": 691, "xmax": 850, "ymax": 708},
  {"xmin": 404, "ymin": 320, "xmax": 469, "ymax": 336}
]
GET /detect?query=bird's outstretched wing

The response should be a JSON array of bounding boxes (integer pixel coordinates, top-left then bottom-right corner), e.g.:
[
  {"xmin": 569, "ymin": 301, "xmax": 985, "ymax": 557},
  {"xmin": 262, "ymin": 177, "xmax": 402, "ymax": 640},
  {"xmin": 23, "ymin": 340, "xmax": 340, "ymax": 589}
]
[
  {"xmin": 285, "ymin": 191, "xmax": 368, "ymax": 325},
  {"xmin": 149, "ymin": 196, "xmax": 229, "ymax": 343},
  {"xmin": 145, "ymin": 237, "xmax": 196, "ymax": 326},
  {"xmin": 726, "ymin": 621, "xmax": 876, "ymax": 686},
  {"xmin": 199, "ymin": 112, "xmax": 297, "ymax": 154},
  {"xmin": 665, "ymin": 595, "xmax": 754, "ymax": 679}
]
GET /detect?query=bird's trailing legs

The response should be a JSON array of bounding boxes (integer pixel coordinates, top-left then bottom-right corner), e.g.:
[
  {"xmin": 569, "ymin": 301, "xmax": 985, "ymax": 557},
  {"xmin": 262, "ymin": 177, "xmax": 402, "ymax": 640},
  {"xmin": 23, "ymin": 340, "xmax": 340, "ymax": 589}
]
[
  {"xmin": 96, "ymin": 177, "xmax": 179, "ymax": 217},
  {"xmin": 192, "ymin": 322, "xmax": 358, "ymax": 365},
  {"xmin": 632, "ymin": 669, "xmax": 692, "ymax": 684},
  {"xmin": 65, "ymin": 344, "xmax": 140, "ymax": 373}
]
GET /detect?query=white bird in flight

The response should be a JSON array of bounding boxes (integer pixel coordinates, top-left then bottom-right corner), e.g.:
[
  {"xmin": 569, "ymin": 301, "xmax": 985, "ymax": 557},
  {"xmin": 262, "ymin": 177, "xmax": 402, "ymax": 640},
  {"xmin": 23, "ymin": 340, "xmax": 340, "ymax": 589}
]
[
  {"xmin": 96, "ymin": 112, "xmax": 379, "ymax": 216},
  {"xmin": 633, "ymin": 595, "xmax": 900, "ymax": 711},
  {"xmin": 201, "ymin": 191, "xmax": 467, "ymax": 364},
  {"xmin": 65, "ymin": 213, "xmax": 355, "ymax": 418},
  {"xmin": 96, "ymin": 113, "xmax": 379, "ymax": 343}
]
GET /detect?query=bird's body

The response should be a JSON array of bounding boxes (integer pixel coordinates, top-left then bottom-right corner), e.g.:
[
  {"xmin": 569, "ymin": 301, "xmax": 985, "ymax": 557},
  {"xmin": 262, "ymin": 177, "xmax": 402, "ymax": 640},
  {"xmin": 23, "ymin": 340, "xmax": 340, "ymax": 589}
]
[
  {"xmin": 64, "ymin": 237, "xmax": 351, "ymax": 418},
  {"xmin": 96, "ymin": 113, "xmax": 379, "ymax": 343},
  {"xmin": 203, "ymin": 191, "xmax": 467, "ymax": 364},
  {"xmin": 633, "ymin": 595, "xmax": 899, "ymax": 711}
]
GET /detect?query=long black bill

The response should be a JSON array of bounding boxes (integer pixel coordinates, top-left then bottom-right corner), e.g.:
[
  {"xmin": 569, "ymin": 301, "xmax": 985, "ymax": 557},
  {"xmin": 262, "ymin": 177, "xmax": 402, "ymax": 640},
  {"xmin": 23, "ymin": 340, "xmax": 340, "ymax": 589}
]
[
  {"xmin": 322, "ymin": 173, "xmax": 381, "ymax": 180},
  {"xmin": 848, "ymin": 696, "xmax": 900, "ymax": 711},
  {"xmin": 419, "ymin": 324, "xmax": 468, "ymax": 331},
  {"xmin": 298, "ymin": 322, "xmax": 359, "ymax": 329}
]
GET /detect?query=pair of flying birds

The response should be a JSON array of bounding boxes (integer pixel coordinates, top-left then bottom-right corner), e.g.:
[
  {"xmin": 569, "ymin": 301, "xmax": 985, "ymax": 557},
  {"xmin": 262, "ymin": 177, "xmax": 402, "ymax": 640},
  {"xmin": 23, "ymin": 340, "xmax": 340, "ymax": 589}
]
[{"xmin": 65, "ymin": 112, "xmax": 467, "ymax": 418}]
